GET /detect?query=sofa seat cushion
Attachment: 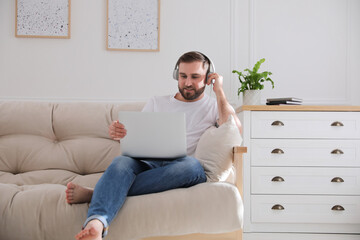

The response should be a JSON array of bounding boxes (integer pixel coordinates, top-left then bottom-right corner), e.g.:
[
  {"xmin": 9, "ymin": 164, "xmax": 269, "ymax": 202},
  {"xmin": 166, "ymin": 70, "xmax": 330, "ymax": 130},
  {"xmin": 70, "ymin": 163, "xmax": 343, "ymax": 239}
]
[
  {"xmin": 0, "ymin": 182, "xmax": 243, "ymax": 240},
  {"xmin": 0, "ymin": 183, "xmax": 87, "ymax": 240}
]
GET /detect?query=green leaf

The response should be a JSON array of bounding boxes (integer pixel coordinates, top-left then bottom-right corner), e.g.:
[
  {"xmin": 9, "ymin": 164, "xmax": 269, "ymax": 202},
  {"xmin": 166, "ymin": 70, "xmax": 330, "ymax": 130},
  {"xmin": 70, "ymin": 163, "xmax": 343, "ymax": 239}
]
[
  {"xmin": 266, "ymin": 77, "xmax": 275, "ymax": 88},
  {"xmin": 244, "ymin": 69, "xmax": 252, "ymax": 75},
  {"xmin": 252, "ymin": 58, "xmax": 265, "ymax": 73},
  {"xmin": 233, "ymin": 58, "xmax": 274, "ymax": 92}
]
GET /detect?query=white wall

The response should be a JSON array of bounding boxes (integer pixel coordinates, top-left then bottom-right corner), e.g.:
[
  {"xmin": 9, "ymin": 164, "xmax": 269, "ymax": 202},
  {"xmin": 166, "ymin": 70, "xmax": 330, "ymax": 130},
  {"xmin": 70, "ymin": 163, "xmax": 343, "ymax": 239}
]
[
  {"xmin": 1, "ymin": 0, "xmax": 359, "ymax": 105},
  {"xmin": 0, "ymin": 0, "xmax": 238, "ymax": 103},
  {"xmin": 252, "ymin": 0, "xmax": 360, "ymax": 105}
]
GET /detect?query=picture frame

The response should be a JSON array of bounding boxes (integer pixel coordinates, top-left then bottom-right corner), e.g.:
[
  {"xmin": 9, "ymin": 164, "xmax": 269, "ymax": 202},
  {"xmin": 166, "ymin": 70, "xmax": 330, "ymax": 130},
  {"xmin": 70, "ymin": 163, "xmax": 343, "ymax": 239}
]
[
  {"xmin": 107, "ymin": 0, "xmax": 160, "ymax": 51},
  {"xmin": 15, "ymin": 0, "xmax": 71, "ymax": 39}
]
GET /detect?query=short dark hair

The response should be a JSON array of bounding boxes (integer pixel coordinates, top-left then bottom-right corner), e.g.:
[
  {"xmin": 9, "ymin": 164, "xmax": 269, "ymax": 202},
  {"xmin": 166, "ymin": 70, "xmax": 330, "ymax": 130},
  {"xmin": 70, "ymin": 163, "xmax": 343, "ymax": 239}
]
[{"xmin": 176, "ymin": 51, "xmax": 210, "ymax": 71}]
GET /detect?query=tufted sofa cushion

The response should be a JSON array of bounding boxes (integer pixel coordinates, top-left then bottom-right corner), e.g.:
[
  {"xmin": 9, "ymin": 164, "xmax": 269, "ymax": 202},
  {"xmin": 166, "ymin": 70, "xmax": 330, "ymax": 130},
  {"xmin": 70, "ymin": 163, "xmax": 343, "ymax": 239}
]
[{"xmin": 0, "ymin": 101, "xmax": 144, "ymax": 187}]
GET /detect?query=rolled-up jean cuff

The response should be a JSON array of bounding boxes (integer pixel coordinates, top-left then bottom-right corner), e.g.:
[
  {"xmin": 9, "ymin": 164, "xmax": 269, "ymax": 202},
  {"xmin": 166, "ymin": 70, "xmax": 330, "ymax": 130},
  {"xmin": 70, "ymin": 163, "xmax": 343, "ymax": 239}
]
[{"xmin": 83, "ymin": 215, "xmax": 109, "ymax": 238}]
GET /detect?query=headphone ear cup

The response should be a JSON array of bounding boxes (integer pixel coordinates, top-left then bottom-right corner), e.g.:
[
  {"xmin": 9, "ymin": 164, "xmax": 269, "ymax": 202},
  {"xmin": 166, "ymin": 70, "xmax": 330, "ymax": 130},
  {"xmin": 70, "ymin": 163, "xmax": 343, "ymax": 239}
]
[
  {"xmin": 205, "ymin": 70, "xmax": 213, "ymax": 84},
  {"xmin": 173, "ymin": 68, "xmax": 179, "ymax": 80}
]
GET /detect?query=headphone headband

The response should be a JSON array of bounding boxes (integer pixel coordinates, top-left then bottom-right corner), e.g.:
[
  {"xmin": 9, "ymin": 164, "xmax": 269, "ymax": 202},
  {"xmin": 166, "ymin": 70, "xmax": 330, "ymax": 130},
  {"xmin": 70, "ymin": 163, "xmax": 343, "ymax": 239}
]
[{"xmin": 173, "ymin": 51, "xmax": 216, "ymax": 81}]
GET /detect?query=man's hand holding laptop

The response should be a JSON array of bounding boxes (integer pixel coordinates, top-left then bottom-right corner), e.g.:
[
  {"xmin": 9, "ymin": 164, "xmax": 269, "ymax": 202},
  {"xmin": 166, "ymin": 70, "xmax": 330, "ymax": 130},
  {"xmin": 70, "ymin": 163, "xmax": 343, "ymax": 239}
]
[{"xmin": 109, "ymin": 120, "xmax": 127, "ymax": 141}]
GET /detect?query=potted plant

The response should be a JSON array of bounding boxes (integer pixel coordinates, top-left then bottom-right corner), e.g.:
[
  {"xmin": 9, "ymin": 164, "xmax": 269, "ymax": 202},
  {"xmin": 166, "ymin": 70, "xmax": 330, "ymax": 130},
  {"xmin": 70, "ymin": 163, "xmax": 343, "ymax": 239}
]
[{"xmin": 232, "ymin": 58, "xmax": 274, "ymax": 105}]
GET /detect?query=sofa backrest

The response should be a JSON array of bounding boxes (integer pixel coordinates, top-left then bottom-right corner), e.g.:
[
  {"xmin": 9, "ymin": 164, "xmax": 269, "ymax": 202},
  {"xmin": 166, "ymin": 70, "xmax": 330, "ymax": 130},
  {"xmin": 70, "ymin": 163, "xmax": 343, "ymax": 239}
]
[{"xmin": 0, "ymin": 101, "xmax": 145, "ymax": 188}]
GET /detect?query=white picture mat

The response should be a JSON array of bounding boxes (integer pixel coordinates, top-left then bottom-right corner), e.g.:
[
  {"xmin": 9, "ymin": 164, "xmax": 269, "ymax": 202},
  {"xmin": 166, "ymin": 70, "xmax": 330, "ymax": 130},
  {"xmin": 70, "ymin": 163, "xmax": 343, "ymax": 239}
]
[
  {"xmin": 107, "ymin": 0, "xmax": 159, "ymax": 51},
  {"xmin": 16, "ymin": 0, "xmax": 70, "ymax": 38}
]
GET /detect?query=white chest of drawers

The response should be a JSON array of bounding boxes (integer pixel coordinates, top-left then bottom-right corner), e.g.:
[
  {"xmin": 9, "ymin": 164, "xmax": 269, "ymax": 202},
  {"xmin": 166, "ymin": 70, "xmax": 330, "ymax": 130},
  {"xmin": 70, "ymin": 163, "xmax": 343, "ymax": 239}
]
[{"xmin": 240, "ymin": 105, "xmax": 360, "ymax": 240}]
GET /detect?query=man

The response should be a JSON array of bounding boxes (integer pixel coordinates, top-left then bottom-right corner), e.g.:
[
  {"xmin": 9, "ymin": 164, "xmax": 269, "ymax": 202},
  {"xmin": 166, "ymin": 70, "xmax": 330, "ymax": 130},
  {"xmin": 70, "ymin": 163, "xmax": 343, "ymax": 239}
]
[{"xmin": 67, "ymin": 51, "xmax": 242, "ymax": 240}]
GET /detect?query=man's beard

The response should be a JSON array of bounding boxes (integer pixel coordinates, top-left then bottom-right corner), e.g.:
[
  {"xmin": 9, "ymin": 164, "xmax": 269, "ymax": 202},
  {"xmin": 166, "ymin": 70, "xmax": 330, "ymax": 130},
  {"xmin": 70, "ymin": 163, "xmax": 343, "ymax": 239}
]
[{"xmin": 178, "ymin": 85, "xmax": 206, "ymax": 101}]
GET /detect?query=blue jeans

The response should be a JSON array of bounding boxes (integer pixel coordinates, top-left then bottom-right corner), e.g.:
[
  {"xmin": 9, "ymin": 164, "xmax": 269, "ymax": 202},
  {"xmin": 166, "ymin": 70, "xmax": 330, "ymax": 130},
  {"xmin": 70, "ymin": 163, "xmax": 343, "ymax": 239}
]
[{"xmin": 84, "ymin": 155, "xmax": 207, "ymax": 237}]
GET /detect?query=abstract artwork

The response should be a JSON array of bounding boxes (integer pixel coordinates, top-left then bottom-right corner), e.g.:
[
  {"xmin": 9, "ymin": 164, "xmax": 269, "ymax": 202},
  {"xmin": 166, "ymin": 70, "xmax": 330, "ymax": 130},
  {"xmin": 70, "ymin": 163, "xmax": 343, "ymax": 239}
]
[
  {"xmin": 107, "ymin": 0, "xmax": 160, "ymax": 51},
  {"xmin": 16, "ymin": 0, "xmax": 71, "ymax": 38}
]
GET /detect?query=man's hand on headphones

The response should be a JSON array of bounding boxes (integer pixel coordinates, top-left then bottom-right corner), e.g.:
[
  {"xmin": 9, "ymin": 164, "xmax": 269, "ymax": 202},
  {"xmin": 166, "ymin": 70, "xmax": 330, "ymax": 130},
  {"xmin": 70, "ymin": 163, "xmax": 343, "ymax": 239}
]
[{"xmin": 206, "ymin": 73, "xmax": 224, "ymax": 95}]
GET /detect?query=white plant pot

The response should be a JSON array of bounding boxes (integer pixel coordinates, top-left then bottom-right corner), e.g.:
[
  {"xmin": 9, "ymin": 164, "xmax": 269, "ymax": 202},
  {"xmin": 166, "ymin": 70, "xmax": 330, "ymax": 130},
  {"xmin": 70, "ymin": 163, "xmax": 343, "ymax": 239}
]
[{"xmin": 243, "ymin": 90, "xmax": 261, "ymax": 105}]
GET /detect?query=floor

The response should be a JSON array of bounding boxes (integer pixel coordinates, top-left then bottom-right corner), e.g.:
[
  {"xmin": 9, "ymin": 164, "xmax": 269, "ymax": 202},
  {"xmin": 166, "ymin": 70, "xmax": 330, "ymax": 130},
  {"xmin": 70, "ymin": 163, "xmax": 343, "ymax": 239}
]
[{"xmin": 143, "ymin": 230, "xmax": 242, "ymax": 240}]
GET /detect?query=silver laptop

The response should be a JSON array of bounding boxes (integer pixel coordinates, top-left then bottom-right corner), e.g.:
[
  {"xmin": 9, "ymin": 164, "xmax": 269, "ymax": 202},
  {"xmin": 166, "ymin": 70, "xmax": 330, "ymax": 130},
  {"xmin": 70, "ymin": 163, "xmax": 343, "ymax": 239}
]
[{"xmin": 118, "ymin": 111, "xmax": 187, "ymax": 159}]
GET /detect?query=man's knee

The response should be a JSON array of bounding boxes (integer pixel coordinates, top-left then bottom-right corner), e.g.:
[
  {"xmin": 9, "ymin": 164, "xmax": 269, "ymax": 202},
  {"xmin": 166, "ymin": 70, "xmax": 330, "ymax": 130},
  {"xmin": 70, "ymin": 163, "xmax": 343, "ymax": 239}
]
[
  {"xmin": 177, "ymin": 156, "xmax": 207, "ymax": 182},
  {"xmin": 108, "ymin": 156, "xmax": 136, "ymax": 173},
  {"xmin": 108, "ymin": 155, "xmax": 147, "ymax": 176}
]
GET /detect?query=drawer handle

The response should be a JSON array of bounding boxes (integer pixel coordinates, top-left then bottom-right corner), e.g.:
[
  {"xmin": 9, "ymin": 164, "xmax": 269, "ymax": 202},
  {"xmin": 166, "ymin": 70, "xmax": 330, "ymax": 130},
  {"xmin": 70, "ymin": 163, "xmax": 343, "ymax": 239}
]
[
  {"xmin": 331, "ymin": 205, "xmax": 345, "ymax": 211},
  {"xmin": 271, "ymin": 176, "xmax": 285, "ymax": 182},
  {"xmin": 331, "ymin": 121, "xmax": 344, "ymax": 127},
  {"xmin": 331, "ymin": 177, "xmax": 344, "ymax": 183},
  {"xmin": 271, "ymin": 148, "xmax": 285, "ymax": 154},
  {"xmin": 331, "ymin": 149, "xmax": 344, "ymax": 155},
  {"xmin": 272, "ymin": 204, "xmax": 285, "ymax": 210},
  {"xmin": 271, "ymin": 120, "xmax": 284, "ymax": 126}
]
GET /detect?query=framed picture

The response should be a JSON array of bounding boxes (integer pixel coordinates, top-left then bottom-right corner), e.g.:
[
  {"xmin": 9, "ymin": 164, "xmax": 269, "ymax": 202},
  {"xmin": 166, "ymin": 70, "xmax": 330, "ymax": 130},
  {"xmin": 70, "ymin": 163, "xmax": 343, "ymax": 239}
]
[
  {"xmin": 107, "ymin": 0, "xmax": 160, "ymax": 51},
  {"xmin": 16, "ymin": 0, "xmax": 71, "ymax": 39}
]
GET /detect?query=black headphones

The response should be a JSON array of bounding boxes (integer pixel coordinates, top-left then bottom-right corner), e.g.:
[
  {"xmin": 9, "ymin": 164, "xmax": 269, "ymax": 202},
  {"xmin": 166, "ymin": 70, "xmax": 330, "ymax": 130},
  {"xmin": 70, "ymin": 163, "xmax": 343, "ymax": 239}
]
[{"xmin": 173, "ymin": 51, "xmax": 216, "ymax": 82}]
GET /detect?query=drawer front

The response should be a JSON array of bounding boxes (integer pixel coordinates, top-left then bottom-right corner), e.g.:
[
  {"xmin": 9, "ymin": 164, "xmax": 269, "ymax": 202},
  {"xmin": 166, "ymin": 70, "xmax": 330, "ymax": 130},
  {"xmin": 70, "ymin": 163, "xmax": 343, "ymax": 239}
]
[
  {"xmin": 251, "ymin": 195, "xmax": 360, "ymax": 225},
  {"xmin": 251, "ymin": 139, "xmax": 360, "ymax": 167},
  {"xmin": 251, "ymin": 167, "xmax": 360, "ymax": 195},
  {"xmin": 251, "ymin": 112, "xmax": 360, "ymax": 139}
]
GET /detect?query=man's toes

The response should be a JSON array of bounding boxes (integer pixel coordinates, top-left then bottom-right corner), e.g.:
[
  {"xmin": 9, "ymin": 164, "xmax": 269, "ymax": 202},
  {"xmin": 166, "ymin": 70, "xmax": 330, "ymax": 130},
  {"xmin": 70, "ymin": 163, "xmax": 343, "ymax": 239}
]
[
  {"xmin": 67, "ymin": 182, "xmax": 76, "ymax": 189},
  {"xmin": 75, "ymin": 229, "xmax": 88, "ymax": 240},
  {"xmin": 65, "ymin": 189, "xmax": 73, "ymax": 194}
]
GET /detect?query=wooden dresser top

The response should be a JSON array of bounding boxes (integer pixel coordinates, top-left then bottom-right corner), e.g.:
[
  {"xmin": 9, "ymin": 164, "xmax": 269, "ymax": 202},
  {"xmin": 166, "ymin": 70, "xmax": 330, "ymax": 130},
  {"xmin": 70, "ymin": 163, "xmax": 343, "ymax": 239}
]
[{"xmin": 238, "ymin": 105, "xmax": 360, "ymax": 112}]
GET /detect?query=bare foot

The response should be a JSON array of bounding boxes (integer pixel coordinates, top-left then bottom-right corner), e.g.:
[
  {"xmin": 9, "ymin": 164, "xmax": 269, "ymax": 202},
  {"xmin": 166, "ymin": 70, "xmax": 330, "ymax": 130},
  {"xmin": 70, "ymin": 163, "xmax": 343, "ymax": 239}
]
[
  {"xmin": 66, "ymin": 182, "xmax": 93, "ymax": 204},
  {"xmin": 75, "ymin": 219, "xmax": 103, "ymax": 240}
]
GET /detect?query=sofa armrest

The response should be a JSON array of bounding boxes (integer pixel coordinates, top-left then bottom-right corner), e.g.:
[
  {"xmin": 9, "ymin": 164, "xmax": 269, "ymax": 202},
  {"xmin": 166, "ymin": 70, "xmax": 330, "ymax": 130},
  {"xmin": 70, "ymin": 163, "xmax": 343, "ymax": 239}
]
[{"xmin": 233, "ymin": 146, "xmax": 247, "ymax": 197}]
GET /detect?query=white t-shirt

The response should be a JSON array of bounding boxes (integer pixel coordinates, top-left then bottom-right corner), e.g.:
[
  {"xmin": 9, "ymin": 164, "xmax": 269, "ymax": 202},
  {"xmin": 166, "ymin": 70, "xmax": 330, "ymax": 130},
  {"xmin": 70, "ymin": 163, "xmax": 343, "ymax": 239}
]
[{"xmin": 142, "ymin": 93, "xmax": 219, "ymax": 156}]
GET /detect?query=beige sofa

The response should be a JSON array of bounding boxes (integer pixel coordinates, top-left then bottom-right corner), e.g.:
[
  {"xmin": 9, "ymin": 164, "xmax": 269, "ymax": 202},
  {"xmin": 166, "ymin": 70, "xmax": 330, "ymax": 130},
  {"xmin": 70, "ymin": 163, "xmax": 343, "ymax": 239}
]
[{"xmin": 0, "ymin": 101, "xmax": 245, "ymax": 240}]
